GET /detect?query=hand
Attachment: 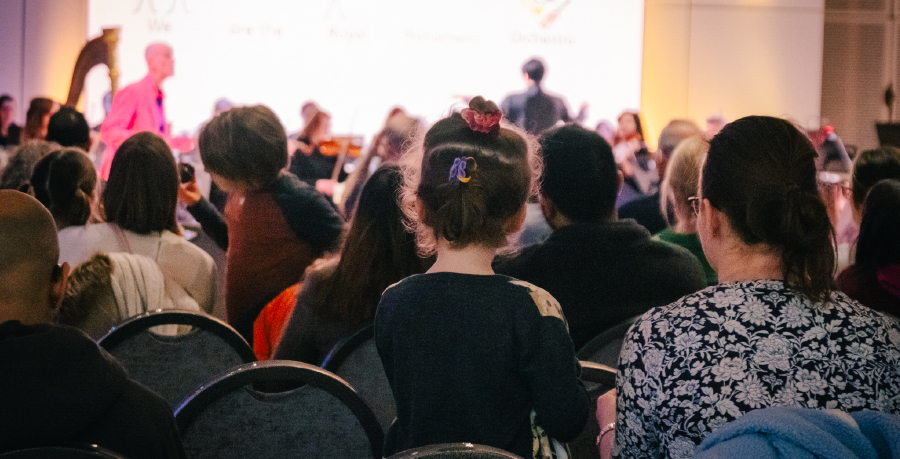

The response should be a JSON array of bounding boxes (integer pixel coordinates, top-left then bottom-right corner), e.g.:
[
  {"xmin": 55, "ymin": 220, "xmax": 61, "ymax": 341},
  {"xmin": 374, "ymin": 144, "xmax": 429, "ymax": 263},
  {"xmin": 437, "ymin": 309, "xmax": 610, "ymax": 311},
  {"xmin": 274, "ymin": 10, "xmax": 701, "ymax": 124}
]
[
  {"xmin": 178, "ymin": 177, "xmax": 202, "ymax": 207},
  {"xmin": 597, "ymin": 388, "xmax": 617, "ymax": 459},
  {"xmin": 315, "ymin": 179, "xmax": 336, "ymax": 196}
]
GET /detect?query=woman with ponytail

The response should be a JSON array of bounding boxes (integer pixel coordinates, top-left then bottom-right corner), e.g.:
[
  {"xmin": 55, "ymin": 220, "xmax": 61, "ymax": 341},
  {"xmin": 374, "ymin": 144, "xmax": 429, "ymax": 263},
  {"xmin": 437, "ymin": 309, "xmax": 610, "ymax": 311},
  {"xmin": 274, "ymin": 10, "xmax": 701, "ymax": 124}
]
[
  {"xmin": 605, "ymin": 116, "xmax": 900, "ymax": 459},
  {"xmin": 30, "ymin": 148, "xmax": 97, "ymax": 230}
]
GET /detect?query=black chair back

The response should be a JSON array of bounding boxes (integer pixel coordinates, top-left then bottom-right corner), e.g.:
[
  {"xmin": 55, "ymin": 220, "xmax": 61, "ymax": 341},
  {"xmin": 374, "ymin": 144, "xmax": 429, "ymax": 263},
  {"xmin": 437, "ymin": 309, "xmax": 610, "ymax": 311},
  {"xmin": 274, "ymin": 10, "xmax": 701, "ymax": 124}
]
[
  {"xmin": 321, "ymin": 324, "xmax": 396, "ymax": 431},
  {"xmin": 97, "ymin": 310, "xmax": 255, "ymax": 407},
  {"xmin": 576, "ymin": 315, "xmax": 641, "ymax": 367},
  {"xmin": 387, "ymin": 443, "xmax": 523, "ymax": 459},
  {"xmin": 0, "ymin": 445, "xmax": 129, "ymax": 459},
  {"xmin": 175, "ymin": 360, "xmax": 384, "ymax": 459}
]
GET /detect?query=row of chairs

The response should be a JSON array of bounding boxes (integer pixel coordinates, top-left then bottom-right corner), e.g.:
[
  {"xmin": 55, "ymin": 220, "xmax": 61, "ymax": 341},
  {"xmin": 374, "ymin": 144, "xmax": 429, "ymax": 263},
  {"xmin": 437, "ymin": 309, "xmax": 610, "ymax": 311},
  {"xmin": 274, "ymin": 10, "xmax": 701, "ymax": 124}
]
[{"xmin": 3, "ymin": 310, "xmax": 632, "ymax": 459}]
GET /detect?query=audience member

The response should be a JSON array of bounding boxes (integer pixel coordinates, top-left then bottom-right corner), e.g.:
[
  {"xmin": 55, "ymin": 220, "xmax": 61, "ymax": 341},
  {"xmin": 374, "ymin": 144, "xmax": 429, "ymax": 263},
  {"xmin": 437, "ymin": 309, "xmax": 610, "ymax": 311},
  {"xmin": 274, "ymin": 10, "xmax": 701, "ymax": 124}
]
[
  {"xmin": 100, "ymin": 43, "xmax": 191, "ymax": 180},
  {"xmin": 604, "ymin": 116, "xmax": 900, "ymax": 459},
  {"xmin": 0, "ymin": 139, "xmax": 60, "ymax": 192},
  {"xmin": 182, "ymin": 105, "xmax": 343, "ymax": 342},
  {"xmin": 835, "ymin": 146, "xmax": 900, "ymax": 271},
  {"xmin": 57, "ymin": 252, "xmax": 190, "ymax": 339},
  {"xmin": 495, "ymin": 124, "xmax": 705, "ymax": 349},
  {"xmin": 46, "ymin": 106, "xmax": 91, "ymax": 150},
  {"xmin": 619, "ymin": 119, "xmax": 703, "ymax": 234},
  {"xmin": 501, "ymin": 58, "xmax": 586, "ymax": 135},
  {"xmin": 0, "ymin": 94, "xmax": 20, "ymax": 147},
  {"xmin": 30, "ymin": 148, "xmax": 97, "ymax": 230},
  {"xmin": 655, "ymin": 136, "xmax": 717, "ymax": 285},
  {"xmin": 704, "ymin": 114, "xmax": 727, "ymax": 139},
  {"xmin": 58, "ymin": 132, "xmax": 215, "ymax": 313},
  {"xmin": 0, "ymin": 190, "xmax": 185, "ymax": 458},
  {"xmin": 20, "ymin": 97, "xmax": 59, "ymax": 143},
  {"xmin": 274, "ymin": 166, "xmax": 428, "ymax": 365},
  {"xmin": 837, "ymin": 179, "xmax": 900, "ymax": 316},
  {"xmin": 376, "ymin": 97, "xmax": 590, "ymax": 458}
]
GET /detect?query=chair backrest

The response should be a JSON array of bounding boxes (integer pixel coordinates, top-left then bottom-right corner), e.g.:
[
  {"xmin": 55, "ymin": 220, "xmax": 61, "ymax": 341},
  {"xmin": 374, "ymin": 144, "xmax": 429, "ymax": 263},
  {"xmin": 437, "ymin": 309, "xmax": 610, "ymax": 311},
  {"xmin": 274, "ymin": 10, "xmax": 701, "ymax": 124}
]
[
  {"xmin": 97, "ymin": 310, "xmax": 256, "ymax": 407},
  {"xmin": 321, "ymin": 324, "xmax": 396, "ymax": 432},
  {"xmin": 174, "ymin": 360, "xmax": 384, "ymax": 459},
  {"xmin": 566, "ymin": 361, "xmax": 618, "ymax": 459},
  {"xmin": 576, "ymin": 315, "xmax": 641, "ymax": 367},
  {"xmin": 386, "ymin": 443, "xmax": 524, "ymax": 459},
  {"xmin": 0, "ymin": 445, "xmax": 128, "ymax": 459}
]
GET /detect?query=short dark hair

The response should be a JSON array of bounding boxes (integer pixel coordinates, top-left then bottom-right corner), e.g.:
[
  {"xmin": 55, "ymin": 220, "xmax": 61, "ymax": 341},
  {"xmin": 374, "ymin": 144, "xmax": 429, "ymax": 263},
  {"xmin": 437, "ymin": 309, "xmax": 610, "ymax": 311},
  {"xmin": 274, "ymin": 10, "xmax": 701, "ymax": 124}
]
[
  {"xmin": 522, "ymin": 58, "xmax": 545, "ymax": 83},
  {"xmin": 851, "ymin": 146, "xmax": 900, "ymax": 210},
  {"xmin": 31, "ymin": 148, "xmax": 96, "ymax": 229},
  {"xmin": 47, "ymin": 107, "xmax": 90, "ymax": 148},
  {"xmin": 539, "ymin": 124, "xmax": 618, "ymax": 222},
  {"xmin": 406, "ymin": 109, "xmax": 537, "ymax": 252},
  {"xmin": 103, "ymin": 132, "xmax": 179, "ymax": 234},
  {"xmin": 199, "ymin": 105, "xmax": 287, "ymax": 189},
  {"xmin": 855, "ymin": 179, "xmax": 900, "ymax": 275},
  {"xmin": 703, "ymin": 116, "xmax": 834, "ymax": 301}
]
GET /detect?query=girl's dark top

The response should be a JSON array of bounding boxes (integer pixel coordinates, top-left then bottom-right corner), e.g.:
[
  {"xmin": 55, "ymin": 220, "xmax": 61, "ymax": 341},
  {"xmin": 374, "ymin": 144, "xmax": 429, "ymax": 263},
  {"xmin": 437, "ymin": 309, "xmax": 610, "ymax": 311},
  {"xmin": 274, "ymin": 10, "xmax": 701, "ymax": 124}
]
[{"xmin": 375, "ymin": 272, "xmax": 590, "ymax": 458}]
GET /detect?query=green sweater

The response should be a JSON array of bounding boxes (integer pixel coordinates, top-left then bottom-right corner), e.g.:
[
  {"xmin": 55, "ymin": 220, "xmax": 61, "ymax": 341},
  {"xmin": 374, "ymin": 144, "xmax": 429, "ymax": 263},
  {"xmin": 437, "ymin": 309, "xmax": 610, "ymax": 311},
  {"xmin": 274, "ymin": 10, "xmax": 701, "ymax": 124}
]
[{"xmin": 656, "ymin": 229, "xmax": 718, "ymax": 286}]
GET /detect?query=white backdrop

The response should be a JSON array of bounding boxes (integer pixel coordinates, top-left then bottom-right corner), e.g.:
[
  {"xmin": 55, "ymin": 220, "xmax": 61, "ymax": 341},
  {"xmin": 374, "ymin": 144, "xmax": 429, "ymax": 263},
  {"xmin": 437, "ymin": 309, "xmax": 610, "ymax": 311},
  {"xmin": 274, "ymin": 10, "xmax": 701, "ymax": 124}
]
[{"xmin": 86, "ymin": 0, "xmax": 643, "ymax": 141}]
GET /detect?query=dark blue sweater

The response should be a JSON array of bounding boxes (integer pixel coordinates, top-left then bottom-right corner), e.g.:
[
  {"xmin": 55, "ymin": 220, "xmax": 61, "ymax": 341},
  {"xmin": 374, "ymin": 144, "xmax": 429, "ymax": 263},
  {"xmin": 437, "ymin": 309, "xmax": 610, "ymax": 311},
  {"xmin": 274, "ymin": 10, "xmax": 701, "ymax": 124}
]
[{"xmin": 375, "ymin": 273, "xmax": 590, "ymax": 458}]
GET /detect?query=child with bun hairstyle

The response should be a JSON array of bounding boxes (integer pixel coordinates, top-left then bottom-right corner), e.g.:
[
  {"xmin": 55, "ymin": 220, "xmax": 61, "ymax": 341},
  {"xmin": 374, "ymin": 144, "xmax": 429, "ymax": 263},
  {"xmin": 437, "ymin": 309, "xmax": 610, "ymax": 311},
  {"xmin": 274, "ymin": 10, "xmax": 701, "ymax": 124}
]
[{"xmin": 375, "ymin": 97, "xmax": 590, "ymax": 459}]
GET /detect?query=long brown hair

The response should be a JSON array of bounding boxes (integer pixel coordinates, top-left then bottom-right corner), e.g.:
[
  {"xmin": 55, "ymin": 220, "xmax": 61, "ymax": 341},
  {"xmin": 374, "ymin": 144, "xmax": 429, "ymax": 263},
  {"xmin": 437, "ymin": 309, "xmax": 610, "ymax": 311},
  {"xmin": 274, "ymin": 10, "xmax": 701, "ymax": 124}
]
[{"xmin": 316, "ymin": 166, "xmax": 427, "ymax": 324}]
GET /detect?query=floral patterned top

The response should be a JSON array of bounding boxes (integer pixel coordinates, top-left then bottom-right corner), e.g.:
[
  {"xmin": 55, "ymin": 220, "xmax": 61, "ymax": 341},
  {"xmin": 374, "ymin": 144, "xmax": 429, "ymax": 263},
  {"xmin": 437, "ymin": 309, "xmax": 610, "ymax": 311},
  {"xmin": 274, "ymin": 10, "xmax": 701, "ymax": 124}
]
[{"xmin": 612, "ymin": 280, "xmax": 900, "ymax": 459}]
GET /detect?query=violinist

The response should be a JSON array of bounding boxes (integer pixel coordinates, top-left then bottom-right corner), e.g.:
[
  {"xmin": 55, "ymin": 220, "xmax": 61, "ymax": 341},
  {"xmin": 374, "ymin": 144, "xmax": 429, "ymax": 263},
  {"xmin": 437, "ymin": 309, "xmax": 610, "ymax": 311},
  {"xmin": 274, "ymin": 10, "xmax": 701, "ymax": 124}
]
[{"xmin": 288, "ymin": 109, "xmax": 348, "ymax": 188}]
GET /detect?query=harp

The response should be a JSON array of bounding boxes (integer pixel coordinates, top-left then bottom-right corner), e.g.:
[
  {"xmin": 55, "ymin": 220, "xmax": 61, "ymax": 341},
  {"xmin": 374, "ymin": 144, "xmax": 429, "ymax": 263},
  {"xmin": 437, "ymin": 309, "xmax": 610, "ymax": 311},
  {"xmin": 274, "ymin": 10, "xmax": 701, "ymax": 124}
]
[{"xmin": 65, "ymin": 28, "xmax": 120, "ymax": 107}]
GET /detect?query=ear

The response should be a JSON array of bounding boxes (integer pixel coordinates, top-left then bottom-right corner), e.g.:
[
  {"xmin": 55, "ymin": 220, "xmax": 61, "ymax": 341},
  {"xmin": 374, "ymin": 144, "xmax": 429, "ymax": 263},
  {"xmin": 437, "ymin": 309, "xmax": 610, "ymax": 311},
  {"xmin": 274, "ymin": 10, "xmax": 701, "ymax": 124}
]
[
  {"xmin": 616, "ymin": 170, "xmax": 624, "ymax": 193},
  {"xmin": 504, "ymin": 204, "xmax": 528, "ymax": 234},
  {"xmin": 701, "ymin": 199, "xmax": 723, "ymax": 239},
  {"xmin": 49, "ymin": 262, "xmax": 70, "ymax": 312}
]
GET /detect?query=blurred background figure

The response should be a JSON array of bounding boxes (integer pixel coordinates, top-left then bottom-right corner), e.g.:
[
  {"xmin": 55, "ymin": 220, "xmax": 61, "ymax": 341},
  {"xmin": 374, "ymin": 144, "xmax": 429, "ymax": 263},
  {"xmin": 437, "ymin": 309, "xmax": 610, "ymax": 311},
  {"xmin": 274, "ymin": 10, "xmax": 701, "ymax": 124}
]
[
  {"xmin": 704, "ymin": 114, "xmax": 727, "ymax": 138},
  {"xmin": 0, "ymin": 94, "xmax": 20, "ymax": 148},
  {"xmin": 21, "ymin": 97, "xmax": 59, "ymax": 143}
]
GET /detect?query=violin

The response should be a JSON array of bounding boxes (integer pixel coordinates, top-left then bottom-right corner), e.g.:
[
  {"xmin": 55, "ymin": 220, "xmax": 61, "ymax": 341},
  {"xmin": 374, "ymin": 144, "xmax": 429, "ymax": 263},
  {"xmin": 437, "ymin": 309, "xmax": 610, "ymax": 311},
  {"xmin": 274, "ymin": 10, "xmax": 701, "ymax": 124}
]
[{"xmin": 318, "ymin": 136, "xmax": 362, "ymax": 158}]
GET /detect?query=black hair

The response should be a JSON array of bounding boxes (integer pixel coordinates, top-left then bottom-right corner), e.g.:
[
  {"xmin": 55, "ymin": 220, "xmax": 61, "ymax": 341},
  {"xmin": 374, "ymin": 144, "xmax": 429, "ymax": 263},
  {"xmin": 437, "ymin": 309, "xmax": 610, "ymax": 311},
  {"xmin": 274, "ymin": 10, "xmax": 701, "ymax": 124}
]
[
  {"xmin": 407, "ymin": 107, "xmax": 536, "ymax": 253},
  {"xmin": 854, "ymin": 179, "xmax": 900, "ymax": 275},
  {"xmin": 539, "ymin": 124, "xmax": 618, "ymax": 222},
  {"xmin": 31, "ymin": 148, "xmax": 96, "ymax": 229},
  {"xmin": 0, "ymin": 94, "xmax": 11, "ymax": 106},
  {"xmin": 46, "ymin": 107, "xmax": 90, "ymax": 148},
  {"xmin": 103, "ymin": 132, "xmax": 179, "ymax": 234},
  {"xmin": 702, "ymin": 115, "xmax": 835, "ymax": 301},
  {"xmin": 522, "ymin": 58, "xmax": 545, "ymax": 84},
  {"xmin": 851, "ymin": 146, "xmax": 900, "ymax": 210}
]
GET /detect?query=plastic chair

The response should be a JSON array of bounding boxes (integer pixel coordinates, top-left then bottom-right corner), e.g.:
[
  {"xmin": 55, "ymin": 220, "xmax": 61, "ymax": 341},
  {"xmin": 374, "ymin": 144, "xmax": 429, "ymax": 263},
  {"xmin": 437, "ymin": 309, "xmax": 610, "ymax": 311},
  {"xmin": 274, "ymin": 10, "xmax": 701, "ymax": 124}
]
[
  {"xmin": 175, "ymin": 360, "xmax": 384, "ymax": 459},
  {"xmin": 566, "ymin": 361, "xmax": 618, "ymax": 459},
  {"xmin": 97, "ymin": 310, "xmax": 256, "ymax": 408},
  {"xmin": 0, "ymin": 445, "xmax": 129, "ymax": 459},
  {"xmin": 576, "ymin": 315, "xmax": 641, "ymax": 367},
  {"xmin": 321, "ymin": 324, "xmax": 396, "ymax": 432},
  {"xmin": 386, "ymin": 443, "xmax": 524, "ymax": 459}
]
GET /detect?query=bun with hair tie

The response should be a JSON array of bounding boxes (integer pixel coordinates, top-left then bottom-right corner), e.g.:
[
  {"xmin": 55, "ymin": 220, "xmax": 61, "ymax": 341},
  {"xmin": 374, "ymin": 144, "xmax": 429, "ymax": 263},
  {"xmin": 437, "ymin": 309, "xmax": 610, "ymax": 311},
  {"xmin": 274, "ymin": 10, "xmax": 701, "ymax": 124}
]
[{"xmin": 461, "ymin": 96, "xmax": 502, "ymax": 134}]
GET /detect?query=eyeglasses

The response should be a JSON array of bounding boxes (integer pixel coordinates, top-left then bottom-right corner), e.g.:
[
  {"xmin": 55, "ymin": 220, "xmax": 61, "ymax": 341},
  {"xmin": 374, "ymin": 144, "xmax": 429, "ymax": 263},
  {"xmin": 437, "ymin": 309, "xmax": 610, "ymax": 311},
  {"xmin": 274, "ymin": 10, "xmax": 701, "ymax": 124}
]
[{"xmin": 688, "ymin": 196, "xmax": 702, "ymax": 216}]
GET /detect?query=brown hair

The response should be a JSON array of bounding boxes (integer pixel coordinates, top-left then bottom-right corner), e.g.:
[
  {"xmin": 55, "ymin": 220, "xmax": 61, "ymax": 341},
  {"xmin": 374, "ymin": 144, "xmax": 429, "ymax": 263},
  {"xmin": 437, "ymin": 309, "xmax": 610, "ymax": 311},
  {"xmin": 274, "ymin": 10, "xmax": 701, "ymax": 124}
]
[
  {"xmin": 702, "ymin": 116, "xmax": 834, "ymax": 301},
  {"xmin": 850, "ymin": 146, "xmax": 900, "ymax": 210},
  {"xmin": 199, "ymin": 105, "xmax": 288, "ymax": 190},
  {"xmin": 401, "ymin": 106, "xmax": 539, "ymax": 254},
  {"xmin": 102, "ymin": 132, "xmax": 180, "ymax": 235},
  {"xmin": 30, "ymin": 148, "xmax": 97, "ymax": 229},
  {"xmin": 22, "ymin": 97, "xmax": 56, "ymax": 142},
  {"xmin": 317, "ymin": 166, "xmax": 426, "ymax": 324}
]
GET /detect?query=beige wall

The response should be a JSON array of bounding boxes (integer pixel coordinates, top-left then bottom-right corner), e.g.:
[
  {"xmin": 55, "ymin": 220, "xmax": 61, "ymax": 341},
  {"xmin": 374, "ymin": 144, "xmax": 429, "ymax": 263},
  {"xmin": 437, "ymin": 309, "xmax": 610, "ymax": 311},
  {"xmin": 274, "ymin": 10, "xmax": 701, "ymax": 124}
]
[
  {"xmin": 641, "ymin": 0, "xmax": 825, "ymax": 149},
  {"xmin": 0, "ymin": 0, "xmax": 87, "ymax": 122}
]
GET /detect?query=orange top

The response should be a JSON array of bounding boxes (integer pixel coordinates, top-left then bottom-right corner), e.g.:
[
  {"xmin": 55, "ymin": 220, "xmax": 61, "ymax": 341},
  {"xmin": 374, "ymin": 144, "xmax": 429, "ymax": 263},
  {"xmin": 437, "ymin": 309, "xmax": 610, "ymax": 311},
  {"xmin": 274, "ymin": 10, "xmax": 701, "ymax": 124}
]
[{"xmin": 253, "ymin": 283, "xmax": 301, "ymax": 360}]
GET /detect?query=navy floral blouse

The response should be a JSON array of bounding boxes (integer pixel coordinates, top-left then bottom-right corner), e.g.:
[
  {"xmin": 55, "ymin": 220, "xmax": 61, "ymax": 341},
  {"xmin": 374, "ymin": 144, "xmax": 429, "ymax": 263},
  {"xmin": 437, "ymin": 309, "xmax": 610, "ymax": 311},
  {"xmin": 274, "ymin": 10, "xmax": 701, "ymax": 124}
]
[{"xmin": 612, "ymin": 280, "xmax": 900, "ymax": 459}]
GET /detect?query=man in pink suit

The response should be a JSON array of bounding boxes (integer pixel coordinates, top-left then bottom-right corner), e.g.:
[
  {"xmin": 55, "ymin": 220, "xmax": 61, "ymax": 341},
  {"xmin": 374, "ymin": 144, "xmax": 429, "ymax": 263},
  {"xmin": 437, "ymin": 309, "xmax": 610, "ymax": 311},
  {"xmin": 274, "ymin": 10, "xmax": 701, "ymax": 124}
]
[{"xmin": 100, "ymin": 43, "xmax": 191, "ymax": 180}]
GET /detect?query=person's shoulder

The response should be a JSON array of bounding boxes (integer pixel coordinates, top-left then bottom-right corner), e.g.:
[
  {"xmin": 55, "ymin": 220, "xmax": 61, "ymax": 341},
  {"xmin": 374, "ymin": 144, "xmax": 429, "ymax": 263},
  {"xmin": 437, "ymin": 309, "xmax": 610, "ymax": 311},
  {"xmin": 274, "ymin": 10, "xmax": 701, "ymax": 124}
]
[
  {"xmin": 505, "ymin": 278, "xmax": 566, "ymax": 323},
  {"xmin": 160, "ymin": 230, "xmax": 215, "ymax": 265}
]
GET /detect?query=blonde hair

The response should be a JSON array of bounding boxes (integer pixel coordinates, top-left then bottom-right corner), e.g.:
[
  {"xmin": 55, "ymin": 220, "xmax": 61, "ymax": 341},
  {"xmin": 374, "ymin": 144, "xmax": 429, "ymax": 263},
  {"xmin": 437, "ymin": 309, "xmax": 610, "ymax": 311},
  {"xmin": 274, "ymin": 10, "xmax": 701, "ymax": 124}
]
[{"xmin": 660, "ymin": 135, "xmax": 708, "ymax": 221}]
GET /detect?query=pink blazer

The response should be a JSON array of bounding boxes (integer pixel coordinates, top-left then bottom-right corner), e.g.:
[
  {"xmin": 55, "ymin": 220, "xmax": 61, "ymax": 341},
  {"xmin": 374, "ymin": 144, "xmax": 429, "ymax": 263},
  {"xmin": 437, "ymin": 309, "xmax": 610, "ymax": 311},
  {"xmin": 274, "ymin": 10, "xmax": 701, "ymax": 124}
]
[{"xmin": 99, "ymin": 74, "xmax": 175, "ymax": 180}]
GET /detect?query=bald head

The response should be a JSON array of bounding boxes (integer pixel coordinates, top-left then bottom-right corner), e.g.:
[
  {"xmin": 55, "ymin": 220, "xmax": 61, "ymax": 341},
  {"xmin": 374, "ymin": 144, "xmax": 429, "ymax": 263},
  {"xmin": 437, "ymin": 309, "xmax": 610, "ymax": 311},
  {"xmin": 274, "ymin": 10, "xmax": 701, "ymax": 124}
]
[
  {"xmin": 145, "ymin": 43, "xmax": 174, "ymax": 85},
  {"xmin": 0, "ymin": 190, "xmax": 63, "ymax": 324}
]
